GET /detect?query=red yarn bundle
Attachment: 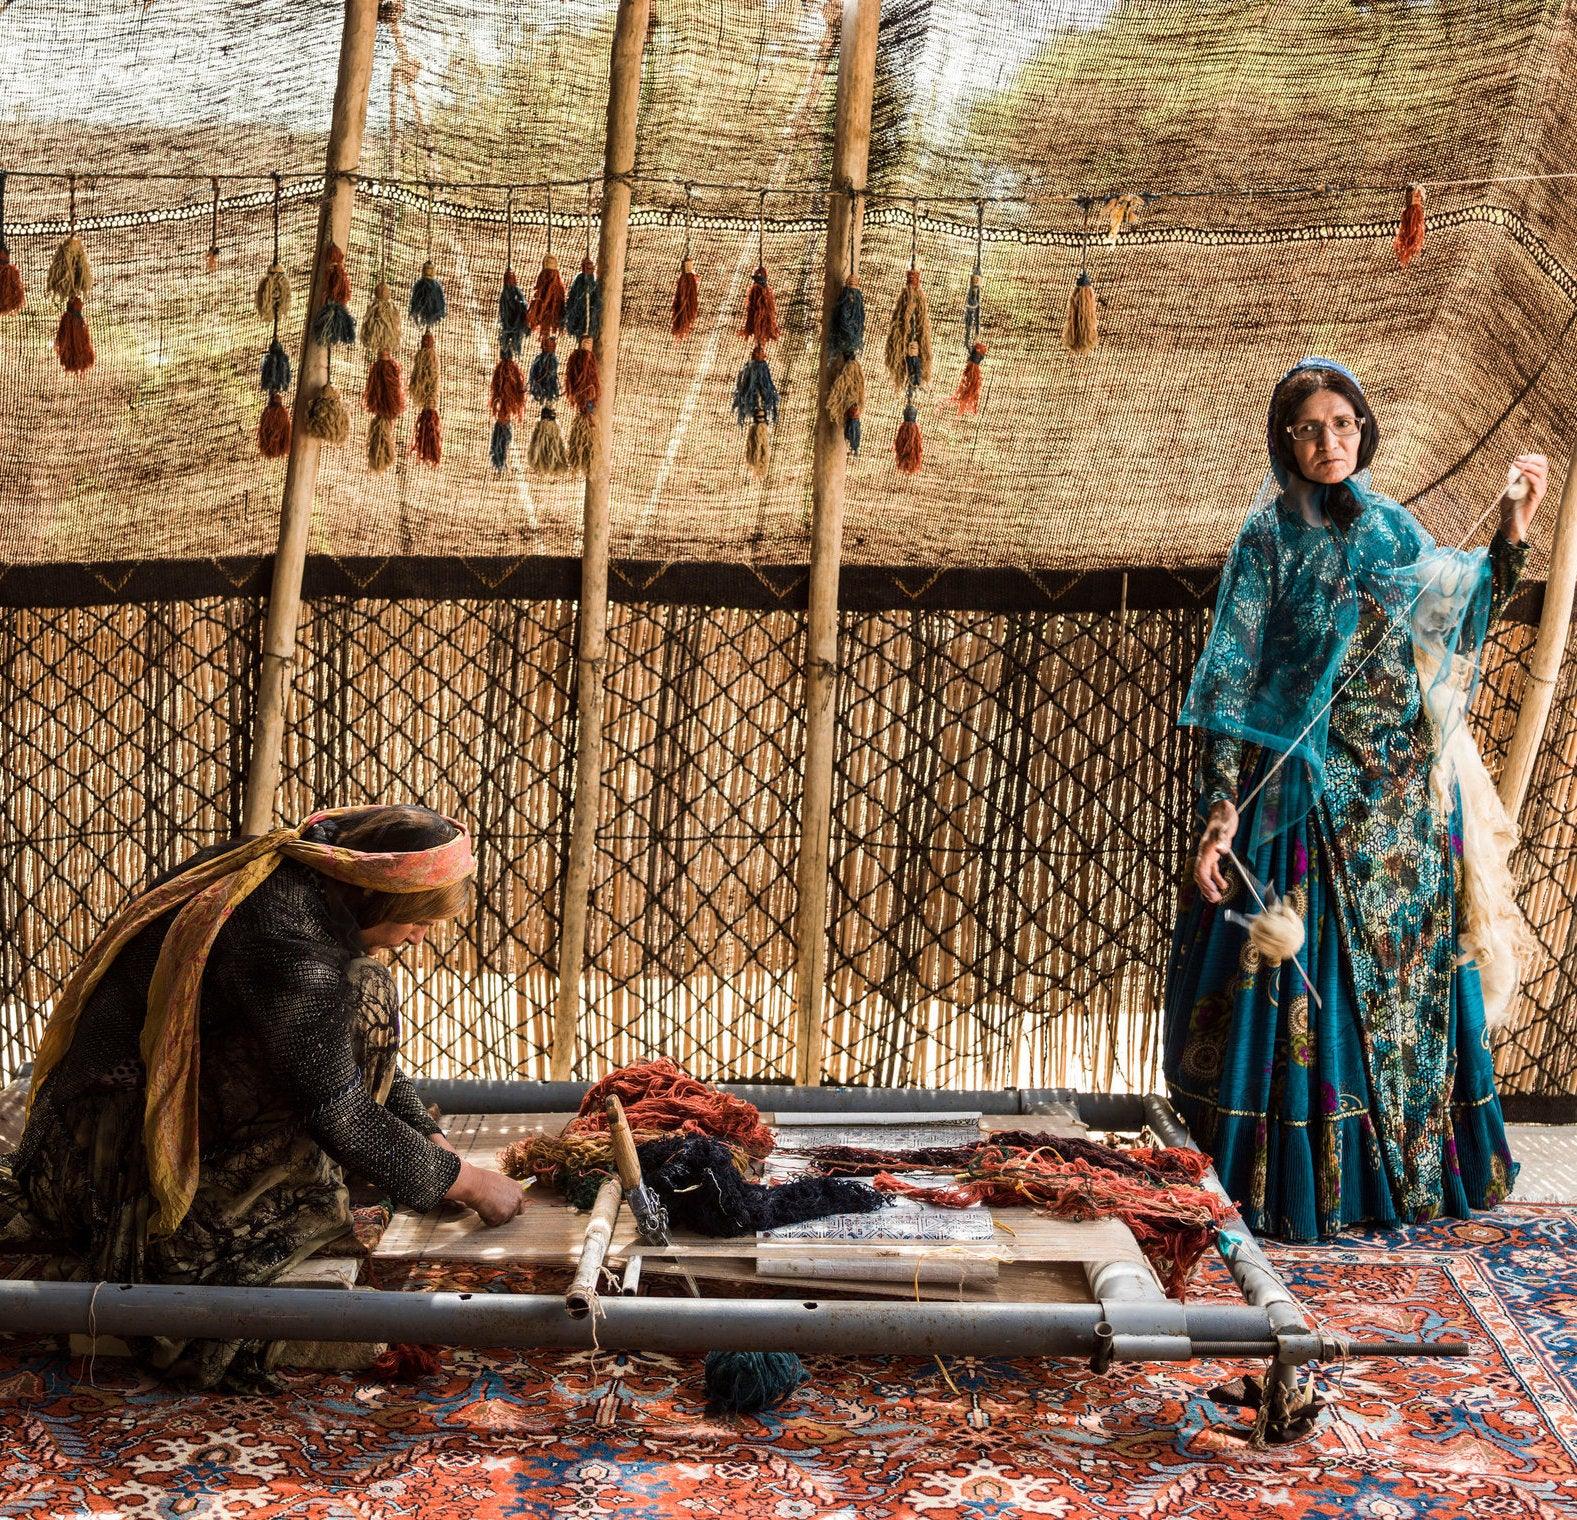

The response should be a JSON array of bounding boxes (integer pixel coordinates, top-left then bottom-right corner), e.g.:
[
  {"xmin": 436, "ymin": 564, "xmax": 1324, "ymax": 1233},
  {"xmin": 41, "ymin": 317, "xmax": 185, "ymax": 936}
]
[{"xmin": 568, "ymin": 1058, "xmax": 775, "ymax": 1158}]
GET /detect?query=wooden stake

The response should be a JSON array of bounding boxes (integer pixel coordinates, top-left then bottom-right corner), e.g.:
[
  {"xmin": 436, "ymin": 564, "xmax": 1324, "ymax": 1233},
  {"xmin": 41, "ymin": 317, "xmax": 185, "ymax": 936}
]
[
  {"xmin": 551, "ymin": 0, "xmax": 652, "ymax": 1080},
  {"xmin": 241, "ymin": 0, "xmax": 380, "ymax": 836},
  {"xmin": 793, "ymin": 0, "xmax": 882, "ymax": 1086},
  {"xmin": 1500, "ymin": 463, "xmax": 1577, "ymax": 820}
]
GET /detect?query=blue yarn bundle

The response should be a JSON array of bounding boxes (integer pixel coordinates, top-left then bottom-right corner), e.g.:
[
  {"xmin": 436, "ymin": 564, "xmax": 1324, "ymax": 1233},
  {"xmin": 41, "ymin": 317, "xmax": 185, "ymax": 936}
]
[
  {"xmin": 564, "ymin": 261, "xmax": 602, "ymax": 340},
  {"xmin": 830, "ymin": 282, "xmax": 864, "ymax": 359},
  {"xmin": 529, "ymin": 339, "xmax": 560, "ymax": 403},
  {"xmin": 703, "ymin": 1350, "xmax": 806, "ymax": 1416},
  {"xmin": 498, "ymin": 273, "xmax": 528, "ymax": 356},
  {"xmin": 408, "ymin": 260, "xmax": 447, "ymax": 328},
  {"xmin": 490, "ymin": 420, "xmax": 512, "ymax": 471},
  {"xmin": 310, "ymin": 301, "xmax": 356, "ymax": 348},
  {"xmin": 260, "ymin": 338, "xmax": 291, "ymax": 393},
  {"xmin": 732, "ymin": 349, "xmax": 779, "ymax": 427}
]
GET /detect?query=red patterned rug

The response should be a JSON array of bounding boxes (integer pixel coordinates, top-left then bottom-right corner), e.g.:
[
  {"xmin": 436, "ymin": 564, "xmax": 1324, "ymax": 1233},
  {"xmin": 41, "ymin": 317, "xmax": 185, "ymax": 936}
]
[{"xmin": 0, "ymin": 1205, "xmax": 1572, "ymax": 1518}]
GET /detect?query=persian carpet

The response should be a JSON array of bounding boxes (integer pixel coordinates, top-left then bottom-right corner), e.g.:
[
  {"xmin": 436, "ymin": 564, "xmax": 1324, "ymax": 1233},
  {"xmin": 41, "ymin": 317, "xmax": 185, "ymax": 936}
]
[{"xmin": 0, "ymin": 1205, "xmax": 1572, "ymax": 1519}]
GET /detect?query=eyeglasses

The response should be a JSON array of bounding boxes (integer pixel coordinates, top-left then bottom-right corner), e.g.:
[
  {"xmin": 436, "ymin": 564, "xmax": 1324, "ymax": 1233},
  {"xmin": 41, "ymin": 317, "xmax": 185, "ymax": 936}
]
[{"xmin": 1287, "ymin": 416, "xmax": 1364, "ymax": 443}]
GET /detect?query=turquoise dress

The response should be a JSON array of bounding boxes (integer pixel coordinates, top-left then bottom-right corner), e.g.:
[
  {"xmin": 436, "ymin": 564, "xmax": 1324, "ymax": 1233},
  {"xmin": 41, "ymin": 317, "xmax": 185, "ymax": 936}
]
[{"xmin": 1163, "ymin": 523, "xmax": 1525, "ymax": 1242}]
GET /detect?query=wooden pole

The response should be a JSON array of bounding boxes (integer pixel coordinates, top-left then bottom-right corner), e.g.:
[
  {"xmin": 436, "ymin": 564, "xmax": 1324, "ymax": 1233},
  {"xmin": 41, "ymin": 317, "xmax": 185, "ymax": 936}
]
[
  {"xmin": 1499, "ymin": 464, "xmax": 1577, "ymax": 819},
  {"xmin": 241, "ymin": 0, "xmax": 381, "ymax": 837},
  {"xmin": 792, "ymin": 0, "xmax": 883, "ymax": 1087},
  {"xmin": 550, "ymin": 0, "xmax": 652, "ymax": 1080}
]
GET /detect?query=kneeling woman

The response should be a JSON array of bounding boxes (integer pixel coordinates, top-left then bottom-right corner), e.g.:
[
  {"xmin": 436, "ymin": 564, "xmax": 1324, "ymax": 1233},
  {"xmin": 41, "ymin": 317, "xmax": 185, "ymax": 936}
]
[{"xmin": 1, "ymin": 805, "xmax": 525, "ymax": 1385}]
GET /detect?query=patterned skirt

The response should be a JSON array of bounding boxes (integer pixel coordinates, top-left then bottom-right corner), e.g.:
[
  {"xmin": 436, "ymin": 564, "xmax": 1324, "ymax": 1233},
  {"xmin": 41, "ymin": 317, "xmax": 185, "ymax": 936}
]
[{"xmin": 1162, "ymin": 758, "xmax": 1518, "ymax": 1243}]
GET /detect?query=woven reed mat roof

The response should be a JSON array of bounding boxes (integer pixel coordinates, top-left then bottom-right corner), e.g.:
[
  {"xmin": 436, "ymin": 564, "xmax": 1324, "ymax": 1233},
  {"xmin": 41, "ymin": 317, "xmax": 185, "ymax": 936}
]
[{"xmin": 0, "ymin": 0, "xmax": 1572, "ymax": 576}]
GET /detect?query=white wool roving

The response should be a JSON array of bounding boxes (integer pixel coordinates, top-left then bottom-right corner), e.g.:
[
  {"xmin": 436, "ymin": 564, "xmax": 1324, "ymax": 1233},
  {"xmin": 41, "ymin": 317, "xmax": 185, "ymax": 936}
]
[{"xmin": 1248, "ymin": 899, "xmax": 1306, "ymax": 964}]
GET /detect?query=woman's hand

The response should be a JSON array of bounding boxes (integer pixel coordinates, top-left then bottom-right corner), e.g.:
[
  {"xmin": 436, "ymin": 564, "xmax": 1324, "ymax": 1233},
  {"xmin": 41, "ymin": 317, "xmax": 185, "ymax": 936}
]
[
  {"xmin": 430, "ymin": 1131, "xmax": 458, "ymax": 1155},
  {"xmin": 1195, "ymin": 800, "xmax": 1238, "ymax": 904},
  {"xmin": 1500, "ymin": 453, "xmax": 1549, "ymax": 544},
  {"xmin": 446, "ymin": 1161, "xmax": 528, "ymax": 1226}
]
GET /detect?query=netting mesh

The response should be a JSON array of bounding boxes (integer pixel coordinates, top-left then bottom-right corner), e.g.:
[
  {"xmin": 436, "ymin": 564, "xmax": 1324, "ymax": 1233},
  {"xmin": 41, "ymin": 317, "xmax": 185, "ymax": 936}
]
[{"xmin": 0, "ymin": 2, "xmax": 1575, "ymax": 1099}]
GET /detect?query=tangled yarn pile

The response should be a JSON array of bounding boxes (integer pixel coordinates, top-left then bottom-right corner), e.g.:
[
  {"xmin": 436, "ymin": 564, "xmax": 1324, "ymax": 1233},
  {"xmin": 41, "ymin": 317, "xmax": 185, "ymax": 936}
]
[{"xmin": 806, "ymin": 1132, "xmax": 1212, "ymax": 1188}]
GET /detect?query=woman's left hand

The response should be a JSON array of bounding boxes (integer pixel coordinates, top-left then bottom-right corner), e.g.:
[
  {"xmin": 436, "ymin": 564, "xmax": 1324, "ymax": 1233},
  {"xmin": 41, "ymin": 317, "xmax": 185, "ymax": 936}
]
[{"xmin": 1500, "ymin": 453, "xmax": 1549, "ymax": 543}]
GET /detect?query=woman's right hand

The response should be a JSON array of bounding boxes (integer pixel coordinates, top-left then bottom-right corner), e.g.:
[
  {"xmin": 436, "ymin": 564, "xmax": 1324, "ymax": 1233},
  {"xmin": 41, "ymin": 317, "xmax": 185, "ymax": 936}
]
[
  {"xmin": 1194, "ymin": 800, "xmax": 1239, "ymax": 903},
  {"xmin": 446, "ymin": 1160, "xmax": 528, "ymax": 1226}
]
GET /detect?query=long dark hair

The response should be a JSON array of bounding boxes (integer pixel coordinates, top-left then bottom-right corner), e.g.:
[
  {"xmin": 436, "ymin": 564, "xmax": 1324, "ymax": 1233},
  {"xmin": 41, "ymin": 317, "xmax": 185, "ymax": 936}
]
[{"xmin": 1268, "ymin": 367, "xmax": 1379, "ymax": 531}]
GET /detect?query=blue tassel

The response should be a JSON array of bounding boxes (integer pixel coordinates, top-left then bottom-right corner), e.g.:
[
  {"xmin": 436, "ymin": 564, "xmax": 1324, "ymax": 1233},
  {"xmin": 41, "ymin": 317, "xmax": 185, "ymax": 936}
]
[
  {"xmin": 499, "ymin": 275, "xmax": 528, "ymax": 356},
  {"xmin": 844, "ymin": 407, "xmax": 861, "ymax": 456},
  {"xmin": 490, "ymin": 420, "xmax": 512, "ymax": 470},
  {"xmin": 260, "ymin": 338, "xmax": 291, "ymax": 393},
  {"xmin": 529, "ymin": 344, "xmax": 560, "ymax": 403},
  {"xmin": 310, "ymin": 301, "xmax": 356, "ymax": 348},
  {"xmin": 703, "ymin": 1350, "xmax": 805, "ymax": 1415},
  {"xmin": 831, "ymin": 283, "xmax": 865, "ymax": 360},
  {"xmin": 905, "ymin": 348, "xmax": 922, "ymax": 389},
  {"xmin": 732, "ymin": 352, "xmax": 779, "ymax": 427},
  {"xmin": 564, "ymin": 265, "xmax": 602, "ymax": 340},
  {"xmin": 408, "ymin": 262, "xmax": 447, "ymax": 328}
]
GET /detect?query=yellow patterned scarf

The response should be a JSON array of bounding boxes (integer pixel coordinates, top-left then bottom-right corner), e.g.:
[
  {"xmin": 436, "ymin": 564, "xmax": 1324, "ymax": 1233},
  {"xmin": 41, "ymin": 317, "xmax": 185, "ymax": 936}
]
[{"xmin": 27, "ymin": 807, "xmax": 477, "ymax": 1236}]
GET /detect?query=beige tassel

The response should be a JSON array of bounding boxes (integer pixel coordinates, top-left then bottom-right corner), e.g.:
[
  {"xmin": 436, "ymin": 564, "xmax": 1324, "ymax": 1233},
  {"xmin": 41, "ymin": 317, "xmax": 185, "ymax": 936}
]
[
  {"xmin": 884, "ymin": 268, "xmax": 932, "ymax": 391},
  {"xmin": 528, "ymin": 406, "xmax": 571, "ymax": 477},
  {"xmin": 1064, "ymin": 271, "xmax": 1098, "ymax": 354},
  {"xmin": 746, "ymin": 414, "xmax": 771, "ymax": 478},
  {"xmin": 367, "ymin": 413, "xmax": 397, "ymax": 472},
  {"xmin": 409, "ymin": 330, "xmax": 440, "ymax": 409},
  {"xmin": 255, "ymin": 262, "xmax": 292, "ymax": 323},
  {"xmin": 825, "ymin": 355, "xmax": 865, "ymax": 426},
  {"xmin": 567, "ymin": 408, "xmax": 596, "ymax": 475},
  {"xmin": 47, "ymin": 234, "xmax": 92, "ymax": 304},
  {"xmin": 361, "ymin": 279, "xmax": 402, "ymax": 358},
  {"xmin": 306, "ymin": 383, "xmax": 350, "ymax": 444}
]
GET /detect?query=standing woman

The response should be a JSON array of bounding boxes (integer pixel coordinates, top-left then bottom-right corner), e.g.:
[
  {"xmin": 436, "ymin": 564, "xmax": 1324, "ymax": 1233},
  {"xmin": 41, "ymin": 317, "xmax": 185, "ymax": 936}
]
[
  {"xmin": 1, "ymin": 805, "xmax": 526, "ymax": 1386},
  {"xmin": 1164, "ymin": 358, "xmax": 1546, "ymax": 1241}
]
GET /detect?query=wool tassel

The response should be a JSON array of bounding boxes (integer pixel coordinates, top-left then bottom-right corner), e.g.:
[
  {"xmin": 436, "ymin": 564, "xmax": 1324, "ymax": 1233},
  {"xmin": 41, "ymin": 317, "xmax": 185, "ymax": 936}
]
[
  {"xmin": 953, "ymin": 342, "xmax": 986, "ymax": 415},
  {"xmin": 257, "ymin": 393, "xmax": 291, "ymax": 458},
  {"xmin": 1064, "ymin": 270, "xmax": 1098, "ymax": 354},
  {"xmin": 831, "ymin": 281, "xmax": 865, "ymax": 359},
  {"xmin": 255, "ymin": 263, "xmax": 291, "ymax": 323},
  {"xmin": 413, "ymin": 405, "xmax": 442, "ymax": 466},
  {"xmin": 490, "ymin": 239, "xmax": 527, "ymax": 470},
  {"xmin": 895, "ymin": 402, "xmax": 922, "ymax": 475},
  {"xmin": 672, "ymin": 256, "xmax": 699, "ymax": 338},
  {"xmin": 306, "ymin": 382, "xmax": 350, "ymax": 445},
  {"xmin": 408, "ymin": 259, "xmax": 446, "ymax": 327},
  {"xmin": 568, "ymin": 406, "xmax": 596, "ymax": 475},
  {"xmin": 843, "ymin": 404, "xmax": 862, "ymax": 456},
  {"xmin": 825, "ymin": 356, "xmax": 865, "ymax": 429},
  {"xmin": 490, "ymin": 420, "xmax": 512, "ymax": 471},
  {"xmin": 745, "ymin": 409, "xmax": 771, "ymax": 479},
  {"xmin": 498, "ymin": 270, "xmax": 528, "ymax": 356},
  {"xmin": 260, "ymin": 339, "xmax": 291, "ymax": 395},
  {"xmin": 312, "ymin": 242, "xmax": 356, "ymax": 347},
  {"xmin": 732, "ymin": 345, "xmax": 779, "ymax": 427},
  {"xmin": 0, "ymin": 176, "xmax": 22, "ymax": 315},
  {"xmin": 565, "ymin": 257, "xmax": 601, "ymax": 342},
  {"xmin": 367, "ymin": 413, "xmax": 397, "ymax": 473},
  {"xmin": 527, "ymin": 252, "xmax": 566, "ymax": 336},
  {"xmin": 884, "ymin": 268, "xmax": 932, "ymax": 391},
  {"xmin": 740, "ymin": 265, "xmax": 780, "ymax": 345},
  {"xmin": 491, "ymin": 354, "xmax": 525, "ymax": 430},
  {"xmin": 1394, "ymin": 184, "xmax": 1426, "ymax": 267},
  {"xmin": 565, "ymin": 338, "xmax": 599, "ymax": 413},
  {"xmin": 54, "ymin": 297, "xmax": 93, "ymax": 373},
  {"xmin": 364, "ymin": 352, "xmax": 405, "ymax": 422},
  {"xmin": 528, "ymin": 404, "xmax": 571, "ymax": 477},
  {"xmin": 528, "ymin": 334, "xmax": 560, "ymax": 403},
  {"xmin": 361, "ymin": 279, "xmax": 403, "ymax": 359},
  {"xmin": 826, "ymin": 279, "xmax": 866, "ymax": 454},
  {"xmin": 410, "ymin": 330, "xmax": 439, "ymax": 408}
]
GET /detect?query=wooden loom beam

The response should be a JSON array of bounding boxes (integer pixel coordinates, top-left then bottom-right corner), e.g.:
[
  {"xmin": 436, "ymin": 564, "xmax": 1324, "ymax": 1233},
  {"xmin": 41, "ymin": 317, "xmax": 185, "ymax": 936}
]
[
  {"xmin": 1499, "ymin": 461, "xmax": 1577, "ymax": 819},
  {"xmin": 551, "ymin": 0, "xmax": 653, "ymax": 1081},
  {"xmin": 793, "ymin": 0, "xmax": 883, "ymax": 1086},
  {"xmin": 241, "ymin": 0, "xmax": 380, "ymax": 836}
]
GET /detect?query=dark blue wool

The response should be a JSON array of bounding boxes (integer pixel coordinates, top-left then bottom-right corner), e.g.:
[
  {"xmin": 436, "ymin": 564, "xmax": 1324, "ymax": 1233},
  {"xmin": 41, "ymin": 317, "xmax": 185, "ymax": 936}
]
[
  {"xmin": 963, "ymin": 282, "xmax": 981, "ymax": 345},
  {"xmin": 831, "ymin": 284, "xmax": 865, "ymax": 359},
  {"xmin": 732, "ymin": 357, "xmax": 779, "ymax": 427},
  {"xmin": 844, "ymin": 411, "xmax": 861, "ymax": 455},
  {"xmin": 529, "ymin": 347, "xmax": 560, "ymax": 402},
  {"xmin": 903, "ymin": 401, "xmax": 919, "ymax": 425},
  {"xmin": 905, "ymin": 350, "xmax": 922, "ymax": 388},
  {"xmin": 499, "ymin": 281, "xmax": 528, "ymax": 354},
  {"xmin": 408, "ymin": 273, "xmax": 447, "ymax": 328},
  {"xmin": 260, "ymin": 338, "xmax": 291, "ymax": 393},
  {"xmin": 490, "ymin": 420, "xmax": 511, "ymax": 470},
  {"xmin": 704, "ymin": 1350, "xmax": 805, "ymax": 1416},
  {"xmin": 310, "ymin": 301, "xmax": 356, "ymax": 348},
  {"xmin": 564, "ymin": 271, "xmax": 602, "ymax": 340}
]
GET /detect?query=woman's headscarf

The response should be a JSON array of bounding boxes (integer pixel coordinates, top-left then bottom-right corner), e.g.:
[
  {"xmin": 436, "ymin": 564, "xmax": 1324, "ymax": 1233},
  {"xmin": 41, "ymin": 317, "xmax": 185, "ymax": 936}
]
[
  {"xmin": 1180, "ymin": 358, "xmax": 1494, "ymax": 844},
  {"xmin": 27, "ymin": 807, "xmax": 477, "ymax": 1235}
]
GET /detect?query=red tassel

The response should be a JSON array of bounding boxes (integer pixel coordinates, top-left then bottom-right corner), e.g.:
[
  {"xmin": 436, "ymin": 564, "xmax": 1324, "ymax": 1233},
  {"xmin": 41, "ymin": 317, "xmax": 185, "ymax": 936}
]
[
  {"xmin": 952, "ymin": 343, "xmax": 986, "ymax": 416},
  {"xmin": 0, "ymin": 249, "xmax": 22, "ymax": 315},
  {"xmin": 740, "ymin": 265, "xmax": 780, "ymax": 344},
  {"xmin": 54, "ymin": 297, "xmax": 93, "ymax": 373},
  {"xmin": 322, "ymin": 242, "xmax": 352, "ymax": 305},
  {"xmin": 413, "ymin": 406, "xmax": 442, "ymax": 465},
  {"xmin": 527, "ymin": 256, "xmax": 567, "ymax": 334},
  {"xmin": 565, "ymin": 338, "xmax": 600, "ymax": 412},
  {"xmin": 1394, "ymin": 185, "xmax": 1426, "ymax": 267},
  {"xmin": 672, "ymin": 258, "xmax": 699, "ymax": 339},
  {"xmin": 490, "ymin": 354, "xmax": 526, "ymax": 421},
  {"xmin": 364, "ymin": 352, "xmax": 405, "ymax": 418},
  {"xmin": 258, "ymin": 392, "xmax": 292, "ymax": 458},
  {"xmin": 895, "ymin": 406, "xmax": 922, "ymax": 475},
  {"xmin": 369, "ymin": 1342, "xmax": 442, "ymax": 1382}
]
